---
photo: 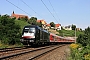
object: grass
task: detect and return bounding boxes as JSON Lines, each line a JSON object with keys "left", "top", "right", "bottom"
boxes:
{"left": 15, "top": 20, "right": 29, "bottom": 31}
{"left": 57, "top": 30, "right": 84, "bottom": 37}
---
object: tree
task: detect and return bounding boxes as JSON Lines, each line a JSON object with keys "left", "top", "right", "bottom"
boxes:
{"left": 0, "top": 14, "right": 21, "bottom": 45}
{"left": 19, "top": 17, "right": 28, "bottom": 21}
{"left": 36, "top": 22, "right": 42, "bottom": 27}
{"left": 77, "top": 27, "right": 90, "bottom": 46}
{"left": 77, "top": 34, "right": 88, "bottom": 46}
{"left": 72, "top": 24, "right": 76, "bottom": 30}
{"left": 28, "top": 17, "right": 37, "bottom": 25}
{"left": 50, "top": 22, "right": 55, "bottom": 27}
{"left": 84, "top": 27, "right": 90, "bottom": 35}
{"left": 61, "top": 26, "right": 64, "bottom": 30}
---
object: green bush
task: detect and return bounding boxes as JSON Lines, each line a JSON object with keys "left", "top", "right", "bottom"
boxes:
{"left": 77, "top": 27, "right": 90, "bottom": 46}
{"left": 0, "top": 15, "right": 21, "bottom": 45}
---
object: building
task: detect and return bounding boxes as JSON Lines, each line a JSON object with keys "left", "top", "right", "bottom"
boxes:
{"left": 46, "top": 24, "right": 51, "bottom": 30}
{"left": 55, "top": 24, "right": 61, "bottom": 30}
{"left": 76, "top": 28, "right": 81, "bottom": 31}
{"left": 37, "top": 20, "right": 47, "bottom": 29}
{"left": 62, "top": 25, "right": 72, "bottom": 30}
{"left": 37, "top": 20, "right": 47, "bottom": 25}
{"left": 46, "top": 23, "right": 61, "bottom": 30}
{"left": 11, "top": 11, "right": 28, "bottom": 19}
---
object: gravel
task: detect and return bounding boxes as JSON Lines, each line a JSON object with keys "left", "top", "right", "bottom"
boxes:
{"left": 37, "top": 45, "right": 70, "bottom": 60}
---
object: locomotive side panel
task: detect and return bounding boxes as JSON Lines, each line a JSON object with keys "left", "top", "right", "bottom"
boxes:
{"left": 42, "top": 30, "right": 50, "bottom": 42}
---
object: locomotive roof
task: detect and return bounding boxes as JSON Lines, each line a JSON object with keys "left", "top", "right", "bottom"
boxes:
{"left": 24, "top": 25, "right": 49, "bottom": 33}
{"left": 24, "top": 25, "right": 43, "bottom": 29}
{"left": 24, "top": 25, "right": 38, "bottom": 27}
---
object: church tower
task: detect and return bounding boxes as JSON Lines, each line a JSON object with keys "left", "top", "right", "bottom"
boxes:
{"left": 13, "top": 11, "right": 14, "bottom": 14}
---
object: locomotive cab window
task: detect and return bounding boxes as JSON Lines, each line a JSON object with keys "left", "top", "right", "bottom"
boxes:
{"left": 29, "top": 28, "right": 35, "bottom": 33}
{"left": 23, "top": 28, "right": 35, "bottom": 33}
{"left": 24, "top": 28, "right": 29, "bottom": 33}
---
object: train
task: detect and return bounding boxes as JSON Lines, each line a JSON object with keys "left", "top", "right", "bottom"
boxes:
{"left": 20, "top": 25, "right": 75, "bottom": 45}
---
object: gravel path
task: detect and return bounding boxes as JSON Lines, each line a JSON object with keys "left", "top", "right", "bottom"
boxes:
{"left": 37, "top": 45, "right": 70, "bottom": 60}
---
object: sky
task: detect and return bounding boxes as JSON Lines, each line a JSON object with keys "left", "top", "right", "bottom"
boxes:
{"left": 0, "top": 0, "right": 90, "bottom": 30}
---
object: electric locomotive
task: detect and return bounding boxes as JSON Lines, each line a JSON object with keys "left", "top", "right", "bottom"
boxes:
{"left": 20, "top": 25, "right": 50, "bottom": 45}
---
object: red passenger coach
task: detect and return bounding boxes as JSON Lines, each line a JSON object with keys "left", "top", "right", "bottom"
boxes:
{"left": 50, "top": 33, "right": 55, "bottom": 42}
{"left": 49, "top": 33, "right": 75, "bottom": 44}
{"left": 50, "top": 33, "right": 60, "bottom": 42}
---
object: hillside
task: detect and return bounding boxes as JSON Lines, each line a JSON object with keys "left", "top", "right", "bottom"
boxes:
{"left": 15, "top": 20, "right": 29, "bottom": 31}
{"left": 57, "top": 30, "right": 84, "bottom": 37}
{"left": 48, "top": 29, "right": 59, "bottom": 35}
{"left": 15, "top": 20, "right": 84, "bottom": 37}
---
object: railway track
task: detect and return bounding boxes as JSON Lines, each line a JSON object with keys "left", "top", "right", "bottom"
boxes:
{"left": 0, "top": 44, "right": 66, "bottom": 60}
{"left": 28, "top": 45, "right": 64, "bottom": 60}
{"left": 0, "top": 47, "right": 27, "bottom": 52}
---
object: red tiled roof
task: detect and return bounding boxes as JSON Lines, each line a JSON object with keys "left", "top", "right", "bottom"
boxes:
{"left": 37, "top": 20, "right": 41, "bottom": 23}
{"left": 11, "top": 11, "right": 28, "bottom": 19}
{"left": 46, "top": 24, "right": 51, "bottom": 26}
{"left": 55, "top": 24, "right": 61, "bottom": 27}
{"left": 37, "top": 20, "right": 47, "bottom": 24}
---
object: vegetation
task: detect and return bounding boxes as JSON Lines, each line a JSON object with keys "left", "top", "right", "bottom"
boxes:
{"left": 28, "top": 17, "right": 42, "bottom": 27}
{"left": 0, "top": 15, "right": 21, "bottom": 45}
{"left": 0, "top": 14, "right": 32, "bottom": 47}
{"left": 69, "top": 43, "right": 90, "bottom": 60}
{"left": 57, "top": 30, "right": 84, "bottom": 37}
{"left": 77, "top": 27, "right": 90, "bottom": 46}
{"left": 28, "top": 17, "right": 37, "bottom": 25}
{"left": 69, "top": 27, "right": 90, "bottom": 60}
{"left": 71, "top": 24, "right": 76, "bottom": 30}
{"left": 15, "top": 20, "right": 29, "bottom": 31}
{"left": 50, "top": 22, "right": 55, "bottom": 27}
{"left": 18, "top": 17, "right": 28, "bottom": 22}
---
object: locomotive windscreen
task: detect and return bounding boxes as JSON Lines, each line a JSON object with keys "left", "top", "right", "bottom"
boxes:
{"left": 22, "top": 27, "right": 36, "bottom": 38}
{"left": 29, "top": 28, "right": 35, "bottom": 33}
{"left": 23, "top": 28, "right": 35, "bottom": 33}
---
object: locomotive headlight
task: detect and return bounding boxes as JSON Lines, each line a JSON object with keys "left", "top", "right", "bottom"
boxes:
{"left": 29, "top": 40, "right": 34, "bottom": 42}
{"left": 22, "top": 35, "right": 24, "bottom": 37}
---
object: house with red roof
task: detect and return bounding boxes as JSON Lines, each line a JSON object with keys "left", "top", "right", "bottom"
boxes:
{"left": 46, "top": 24, "right": 51, "bottom": 27}
{"left": 11, "top": 11, "right": 28, "bottom": 19}
{"left": 46, "top": 24, "right": 51, "bottom": 30}
{"left": 37, "top": 20, "right": 47, "bottom": 29}
{"left": 55, "top": 24, "right": 61, "bottom": 30}
{"left": 37, "top": 20, "right": 47, "bottom": 25}
{"left": 46, "top": 23, "right": 61, "bottom": 30}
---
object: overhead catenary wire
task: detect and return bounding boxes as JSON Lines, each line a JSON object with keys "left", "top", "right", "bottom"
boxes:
{"left": 20, "top": 0, "right": 43, "bottom": 19}
{"left": 48, "top": 0, "right": 61, "bottom": 24}
{"left": 6, "top": 0, "right": 31, "bottom": 16}
{"left": 40, "top": 0, "right": 59, "bottom": 23}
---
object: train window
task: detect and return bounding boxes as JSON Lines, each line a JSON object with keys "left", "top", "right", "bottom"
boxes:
{"left": 24, "top": 28, "right": 29, "bottom": 33}
{"left": 29, "top": 28, "right": 35, "bottom": 33}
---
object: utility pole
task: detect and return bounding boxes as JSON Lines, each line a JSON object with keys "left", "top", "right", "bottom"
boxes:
{"left": 75, "top": 28, "right": 76, "bottom": 43}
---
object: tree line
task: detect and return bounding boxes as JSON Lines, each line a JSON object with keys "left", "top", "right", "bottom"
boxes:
{"left": 77, "top": 27, "right": 90, "bottom": 46}
{"left": 0, "top": 14, "right": 21, "bottom": 45}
